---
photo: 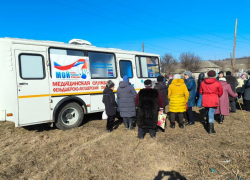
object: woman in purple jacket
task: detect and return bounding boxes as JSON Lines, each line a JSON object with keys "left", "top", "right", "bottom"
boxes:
{"left": 215, "top": 77, "right": 238, "bottom": 123}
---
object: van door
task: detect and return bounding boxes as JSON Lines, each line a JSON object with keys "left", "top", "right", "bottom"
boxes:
{"left": 15, "top": 50, "right": 51, "bottom": 126}
{"left": 119, "top": 59, "right": 135, "bottom": 87}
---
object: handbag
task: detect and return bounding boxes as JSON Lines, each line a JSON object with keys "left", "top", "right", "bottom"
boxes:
{"left": 157, "top": 112, "right": 167, "bottom": 129}
{"left": 102, "top": 111, "right": 108, "bottom": 120}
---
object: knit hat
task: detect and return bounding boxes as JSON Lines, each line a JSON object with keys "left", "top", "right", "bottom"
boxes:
{"left": 219, "top": 77, "right": 227, "bottom": 81}
{"left": 226, "top": 71, "right": 232, "bottom": 76}
{"left": 173, "top": 74, "right": 181, "bottom": 79}
{"left": 106, "top": 80, "right": 115, "bottom": 88}
{"left": 207, "top": 70, "right": 216, "bottom": 77}
{"left": 157, "top": 75, "right": 164, "bottom": 82}
{"left": 184, "top": 71, "right": 192, "bottom": 77}
{"left": 144, "top": 79, "right": 152, "bottom": 87}
{"left": 123, "top": 75, "right": 129, "bottom": 82}
{"left": 218, "top": 71, "right": 224, "bottom": 75}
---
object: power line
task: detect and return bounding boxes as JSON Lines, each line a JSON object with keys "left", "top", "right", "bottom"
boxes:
{"left": 146, "top": 43, "right": 182, "bottom": 53}
{"left": 77, "top": 0, "right": 235, "bottom": 48}
{"left": 108, "top": 0, "right": 250, "bottom": 46}
{"left": 238, "top": 34, "right": 250, "bottom": 42}
{"left": 108, "top": 0, "right": 231, "bottom": 40}
{"left": 50, "top": 0, "right": 238, "bottom": 52}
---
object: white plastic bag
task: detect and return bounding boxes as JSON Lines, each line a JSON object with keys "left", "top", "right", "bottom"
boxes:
{"left": 102, "top": 111, "right": 108, "bottom": 120}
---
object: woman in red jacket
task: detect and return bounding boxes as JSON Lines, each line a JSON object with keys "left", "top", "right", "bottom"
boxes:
{"left": 199, "top": 70, "right": 223, "bottom": 134}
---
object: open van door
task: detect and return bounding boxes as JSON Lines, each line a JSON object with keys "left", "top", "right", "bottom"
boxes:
{"left": 15, "top": 50, "right": 51, "bottom": 126}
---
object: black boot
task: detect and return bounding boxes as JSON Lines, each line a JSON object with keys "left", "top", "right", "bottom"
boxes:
{"left": 129, "top": 123, "right": 135, "bottom": 130}
{"left": 208, "top": 123, "right": 216, "bottom": 134}
{"left": 220, "top": 115, "right": 224, "bottom": 124}
{"left": 217, "top": 114, "right": 221, "bottom": 123}
{"left": 170, "top": 123, "right": 175, "bottom": 129}
{"left": 179, "top": 123, "right": 184, "bottom": 129}
{"left": 124, "top": 122, "right": 129, "bottom": 129}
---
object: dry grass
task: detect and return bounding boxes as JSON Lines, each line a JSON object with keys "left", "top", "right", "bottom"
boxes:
{"left": 0, "top": 107, "right": 250, "bottom": 180}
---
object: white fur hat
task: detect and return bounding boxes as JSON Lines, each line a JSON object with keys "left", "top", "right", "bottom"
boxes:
{"left": 173, "top": 74, "right": 181, "bottom": 79}
{"left": 219, "top": 77, "right": 227, "bottom": 81}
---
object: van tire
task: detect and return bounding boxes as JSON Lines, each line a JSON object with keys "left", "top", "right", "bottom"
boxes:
{"left": 55, "top": 102, "right": 84, "bottom": 130}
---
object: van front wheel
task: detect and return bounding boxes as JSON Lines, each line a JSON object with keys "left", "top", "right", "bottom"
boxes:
{"left": 55, "top": 102, "right": 84, "bottom": 130}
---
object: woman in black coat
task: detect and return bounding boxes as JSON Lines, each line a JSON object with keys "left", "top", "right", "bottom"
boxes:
{"left": 197, "top": 73, "right": 205, "bottom": 108}
{"left": 102, "top": 80, "right": 117, "bottom": 132}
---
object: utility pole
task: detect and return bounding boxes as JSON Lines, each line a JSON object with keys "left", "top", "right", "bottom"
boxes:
{"left": 230, "top": 53, "right": 232, "bottom": 67}
{"left": 142, "top": 42, "right": 144, "bottom": 52}
{"left": 232, "top": 19, "right": 238, "bottom": 76}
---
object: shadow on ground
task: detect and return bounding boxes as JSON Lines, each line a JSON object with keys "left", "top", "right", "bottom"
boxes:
{"left": 154, "top": 170, "right": 187, "bottom": 180}
{"left": 22, "top": 112, "right": 103, "bottom": 132}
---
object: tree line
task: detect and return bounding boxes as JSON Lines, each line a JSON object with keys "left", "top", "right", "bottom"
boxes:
{"left": 161, "top": 52, "right": 202, "bottom": 74}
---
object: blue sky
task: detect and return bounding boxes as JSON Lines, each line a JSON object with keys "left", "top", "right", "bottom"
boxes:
{"left": 1, "top": 0, "right": 250, "bottom": 60}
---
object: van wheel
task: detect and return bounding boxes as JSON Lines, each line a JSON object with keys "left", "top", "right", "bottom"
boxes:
{"left": 55, "top": 102, "right": 84, "bottom": 130}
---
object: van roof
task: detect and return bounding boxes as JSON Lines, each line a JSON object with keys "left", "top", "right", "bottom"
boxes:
{"left": 0, "top": 37, "right": 160, "bottom": 57}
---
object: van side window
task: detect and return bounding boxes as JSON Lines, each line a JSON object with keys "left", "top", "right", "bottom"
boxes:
{"left": 19, "top": 54, "right": 45, "bottom": 79}
{"left": 119, "top": 60, "right": 133, "bottom": 78}
{"left": 88, "top": 52, "right": 117, "bottom": 78}
{"left": 135, "top": 56, "right": 160, "bottom": 78}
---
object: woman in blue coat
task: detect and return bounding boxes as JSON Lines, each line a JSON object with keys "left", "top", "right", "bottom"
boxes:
{"left": 184, "top": 71, "right": 196, "bottom": 125}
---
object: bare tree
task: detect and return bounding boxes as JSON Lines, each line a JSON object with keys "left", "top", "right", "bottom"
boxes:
{"left": 179, "top": 52, "right": 201, "bottom": 71}
{"left": 161, "top": 53, "right": 178, "bottom": 74}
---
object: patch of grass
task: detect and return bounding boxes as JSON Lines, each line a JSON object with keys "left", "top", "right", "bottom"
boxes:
{"left": 0, "top": 107, "right": 250, "bottom": 179}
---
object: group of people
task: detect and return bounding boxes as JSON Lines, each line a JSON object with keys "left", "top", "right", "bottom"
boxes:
{"left": 102, "top": 70, "right": 250, "bottom": 139}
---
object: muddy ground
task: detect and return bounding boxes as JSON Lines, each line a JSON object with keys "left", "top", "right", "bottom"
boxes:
{"left": 0, "top": 106, "right": 250, "bottom": 180}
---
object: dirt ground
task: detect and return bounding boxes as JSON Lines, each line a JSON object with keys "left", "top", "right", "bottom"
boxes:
{"left": 0, "top": 106, "right": 250, "bottom": 180}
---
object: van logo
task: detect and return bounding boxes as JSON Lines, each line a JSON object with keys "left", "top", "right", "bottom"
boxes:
{"left": 54, "top": 59, "right": 89, "bottom": 79}
{"left": 54, "top": 59, "right": 88, "bottom": 71}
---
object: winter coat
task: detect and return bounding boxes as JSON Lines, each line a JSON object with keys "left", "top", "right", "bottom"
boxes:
{"left": 168, "top": 79, "right": 189, "bottom": 112}
{"left": 197, "top": 73, "right": 205, "bottom": 92}
{"left": 215, "top": 81, "right": 238, "bottom": 115}
{"left": 197, "top": 73, "right": 205, "bottom": 108}
{"left": 236, "top": 78, "right": 247, "bottom": 93}
{"left": 102, "top": 87, "right": 118, "bottom": 116}
{"left": 117, "top": 81, "right": 137, "bottom": 117}
{"left": 185, "top": 77, "right": 196, "bottom": 107}
{"left": 135, "top": 87, "right": 163, "bottom": 108}
{"left": 154, "top": 82, "right": 168, "bottom": 106}
{"left": 199, "top": 78, "right": 223, "bottom": 107}
{"left": 136, "top": 88, "right": 159, "bottom": 129}
{"left": 226, "top": 75, "right": 238, "bottom": 101}
{"left": 243, "top": 79, "right": 250, "bottom": 100}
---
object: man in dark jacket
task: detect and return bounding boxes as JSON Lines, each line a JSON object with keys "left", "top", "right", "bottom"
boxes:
{"left": 117, "top": 75, "right": 137, "bottom": 130}
{"left": 243, "top": 72, "right": 250, "bottom": 111}
{"left": 184, "top": 71, "right": 196, "bottom": 125}
{"left": 135, "top": 79, "right": 163, "bottom": 139}
{"left": 102, "top": 80, "right": 118, "bottom": 133}
{"left": 154, "top": 75, "right": 168, "bottom": 112}
{"left": 216, "top": 71, "right": 224, "bottom": 80}
{"left": 225, "top": 71, "right": 238, "bottom": 113}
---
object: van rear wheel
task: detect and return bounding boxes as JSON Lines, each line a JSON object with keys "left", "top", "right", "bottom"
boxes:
{"left": 55, "top": 102, "right": 84, "bottom": 130}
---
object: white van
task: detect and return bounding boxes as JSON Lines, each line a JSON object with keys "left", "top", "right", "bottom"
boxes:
{"left": 0, "top": 38, "right": 161, "bottom": 130}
